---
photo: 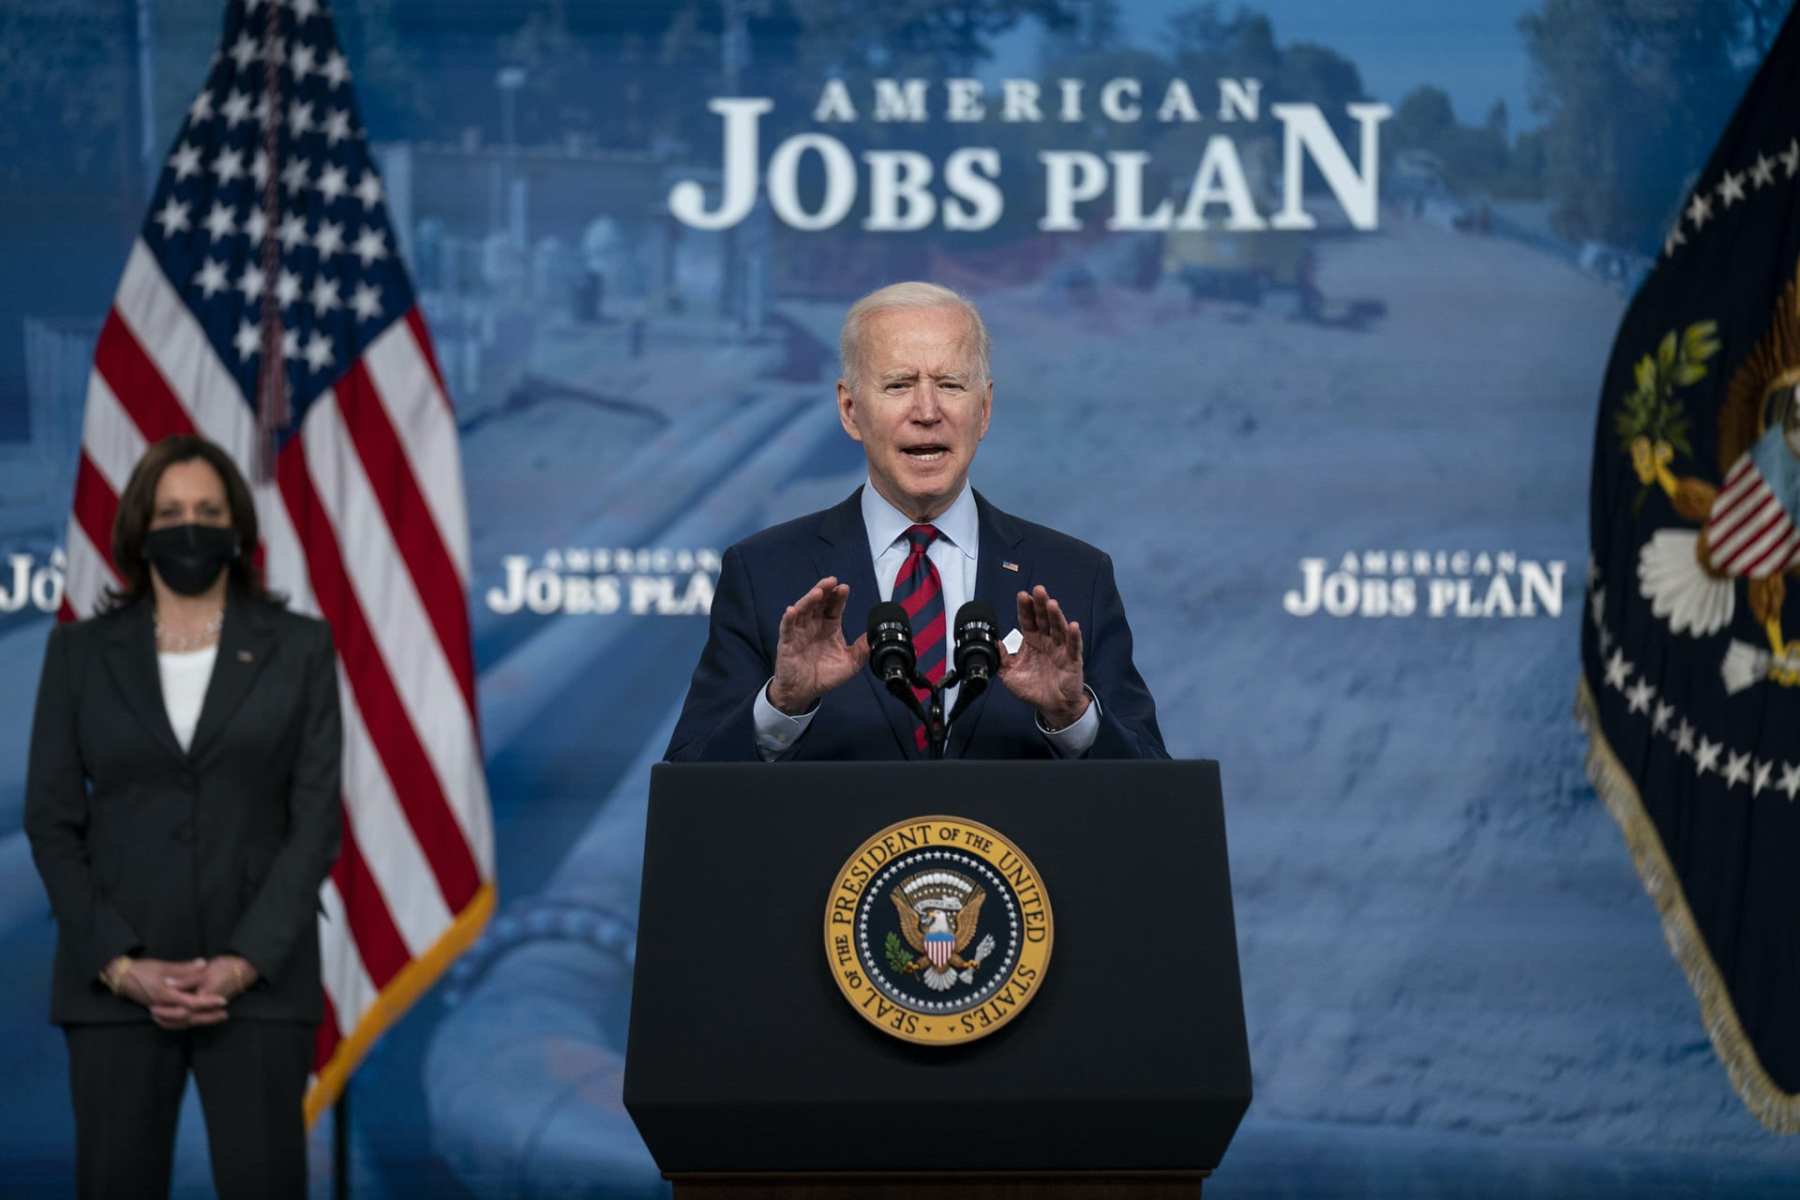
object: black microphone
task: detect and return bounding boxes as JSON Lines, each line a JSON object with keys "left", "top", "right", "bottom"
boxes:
{"left": 867, "top": 602, "right": 916, "bottom": 687}
{"left": 952, "top": 601, "right": 999, "bottom": 694}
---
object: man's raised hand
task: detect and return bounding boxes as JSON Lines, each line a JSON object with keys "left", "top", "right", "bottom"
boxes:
{"left": 999, "top": 585, "right": 1090, "bottom": 730}
{"left": 767, "top": 576, "right": 870, "bottom": 715}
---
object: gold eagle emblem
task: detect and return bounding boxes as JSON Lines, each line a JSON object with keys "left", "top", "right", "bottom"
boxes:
{"left": 1631, "top": 257, "right": 1800, "bottom": 687}
{"left": 888, "top": 870, "right": 996, "bottom": 992}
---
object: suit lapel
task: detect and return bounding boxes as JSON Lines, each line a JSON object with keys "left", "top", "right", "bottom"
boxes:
{"left": 186, "top": 595, "right": 277, "bottom": 761}
{"left": 949, "top": 491, "right": 1030, "bottom": 757}
{"left": 101, "top": 602, "right": 185, "bottom": 763}
{"left": 815, "top": 488, "right": 918, "bottom": 760}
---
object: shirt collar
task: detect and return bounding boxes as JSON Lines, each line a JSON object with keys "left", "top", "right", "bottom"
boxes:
{"left": 861, "top": 478, "right": 979, "bottom": 562}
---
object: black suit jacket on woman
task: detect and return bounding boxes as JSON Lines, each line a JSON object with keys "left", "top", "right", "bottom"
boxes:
{"left": 25, "top": 595, "right": 342, "bottom": 1025}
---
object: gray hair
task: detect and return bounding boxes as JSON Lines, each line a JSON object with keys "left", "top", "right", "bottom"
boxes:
{"left": 838, "top": 281, "right": 991, "bottom": 386}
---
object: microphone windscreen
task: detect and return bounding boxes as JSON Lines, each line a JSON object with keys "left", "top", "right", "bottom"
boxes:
{"left": 867, "top": 602, "right": 915, "bottom": 682}
{"left": 954, "top": 599, "right": 998, "bottom": 629}
{"left": 953, "top": 600, "right": 1000, "bottom": 678}
{"left": 868, "top": 601, "right": 911, "bottom": 643}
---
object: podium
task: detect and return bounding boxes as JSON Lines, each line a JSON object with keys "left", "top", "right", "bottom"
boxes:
{"left": 625, "top": 760, "right": 1250, "bottom": 1198}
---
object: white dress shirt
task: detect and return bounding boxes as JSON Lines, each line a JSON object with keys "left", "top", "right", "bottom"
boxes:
{"left": 752, "top": 481, "right": 1100, "bottom": 759}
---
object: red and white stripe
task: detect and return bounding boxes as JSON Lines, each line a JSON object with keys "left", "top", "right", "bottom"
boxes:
{"left": 1706, "top": 453, "right": 1800, "bottom": 578}
{"left": 62, "top": 241, "right": 494, "bottom": 1121}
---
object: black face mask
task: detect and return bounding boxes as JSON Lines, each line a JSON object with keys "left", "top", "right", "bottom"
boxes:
{"left": 144, "top": 524, "right": 238, "bottom": 596}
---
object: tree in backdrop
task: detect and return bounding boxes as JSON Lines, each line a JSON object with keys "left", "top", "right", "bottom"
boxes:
{"left": 466, "top": 1, "right": 1081, "bottom": 156}
{"left": 791, "top": 0, "right": 1077, "bottom": 74}
{"left": 1166, "top": 4, "right": 1280, "bottom": 83}
{"left": 330, "top": 0, "right": 432, "bottom": 140}
{"left": 1157, "top": 6, "right": 1368, "bottom": 208}
{"left": 356, "top": 0, "right": 776, "bottom": 153}
{"left": 1521, "top": 0, "right": 1760, "bottom": 250}
{"left": 770, "top": 0, "right": 1083, "bottom": 263}
{"left": 1385, "top": 85, "right": 1538, "bottom": 199}
{"left": 1038, "top": 0, "right": 1121, "bottom": 60}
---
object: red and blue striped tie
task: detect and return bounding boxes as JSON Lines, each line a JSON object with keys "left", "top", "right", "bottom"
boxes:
{"left": 892, "top": 524, "right": 945, "bottom": 752}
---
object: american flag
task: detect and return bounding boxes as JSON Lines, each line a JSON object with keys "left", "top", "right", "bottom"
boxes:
{"left": 63, "top": 0, "right": 495, "bottom": 1123}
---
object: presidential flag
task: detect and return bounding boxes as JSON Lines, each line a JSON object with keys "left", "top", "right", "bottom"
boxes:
{"left": 1578, "top": 6, "right": 1800, "bottom": 1134}
{"left": 63, "top": 0, "right": 494, "bottom": 1123}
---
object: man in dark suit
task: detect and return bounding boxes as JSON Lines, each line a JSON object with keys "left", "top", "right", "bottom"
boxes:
{"left": 667, "top": 282, "right": 1166, "bottom": 762}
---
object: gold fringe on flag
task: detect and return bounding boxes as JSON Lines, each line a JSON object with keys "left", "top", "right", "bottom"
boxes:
{"left": 303, "top": 884, "right": 497, "bottom": 1127}
{"left": 1575, "top": 676, "right": 1800, "bottom": 1134}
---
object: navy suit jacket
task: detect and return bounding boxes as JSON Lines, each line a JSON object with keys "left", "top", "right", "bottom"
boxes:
{"left": 666, "top": 488, "right": 1167, "bottom": 762}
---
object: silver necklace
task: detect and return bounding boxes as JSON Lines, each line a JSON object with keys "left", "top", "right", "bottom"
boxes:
{"left": 154, "top": 608, "right": 224, "bottom": 652}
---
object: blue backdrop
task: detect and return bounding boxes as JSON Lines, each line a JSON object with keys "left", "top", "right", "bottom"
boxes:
{"left": 2, "top": 1, "right": 1796, "bottom": 1195}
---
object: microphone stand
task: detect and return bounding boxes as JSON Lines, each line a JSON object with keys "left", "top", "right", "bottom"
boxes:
{"left": 881, "top": 669, "right": 991, "bottom": 760}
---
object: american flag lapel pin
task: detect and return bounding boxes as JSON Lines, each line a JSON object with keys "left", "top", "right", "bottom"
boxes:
{"left": 1002, "top": 560, "right": 1020, "bottom": 573}
{"left": 237, "top": 650, "right": 254, "bottom": 663}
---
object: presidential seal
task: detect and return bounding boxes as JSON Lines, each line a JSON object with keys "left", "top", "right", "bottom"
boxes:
{"left": 823, "top": 815, "right": 1052, "bottom": 1045}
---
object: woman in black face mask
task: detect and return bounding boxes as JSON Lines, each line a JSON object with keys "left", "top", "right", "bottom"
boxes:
{"left": 24, "top": 434, "right": 341, "bottom": 1200}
